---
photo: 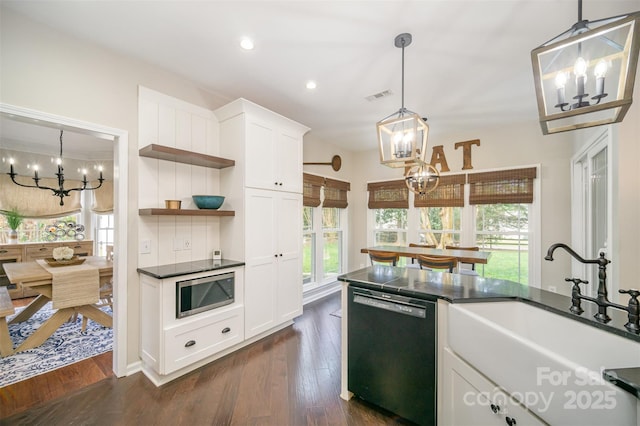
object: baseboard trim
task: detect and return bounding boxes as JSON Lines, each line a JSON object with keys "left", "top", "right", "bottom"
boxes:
{"left": 303, "top": 281, "right": 341, "bottom": 305}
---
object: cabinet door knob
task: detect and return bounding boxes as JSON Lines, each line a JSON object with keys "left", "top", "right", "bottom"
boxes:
{"left": 490, "top": 404, "right": 500, "bottom": 413}
{"left": 184, "top": 340, "right": 196, "bottom": 348}
{"left": 505, "top": 417, "right": 516, "bottom": 425}
{"left": 221, "top": 327, "right": 231, "bottom": 334}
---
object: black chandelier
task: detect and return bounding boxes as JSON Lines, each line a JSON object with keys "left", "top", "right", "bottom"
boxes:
{"left": 8, "top": 130, "right": 104, "bottom": 206}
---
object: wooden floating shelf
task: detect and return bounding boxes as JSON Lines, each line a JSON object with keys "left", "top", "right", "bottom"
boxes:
{"left": 139, "top": 144, "right": 235, "bottom": 169}
{"left": 139, "top": 209, "right": 235, "bottom": 217}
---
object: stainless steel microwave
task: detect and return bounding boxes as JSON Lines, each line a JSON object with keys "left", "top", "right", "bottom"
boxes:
{"left": 176, "top": 272, "right": 234, "bottom": 319}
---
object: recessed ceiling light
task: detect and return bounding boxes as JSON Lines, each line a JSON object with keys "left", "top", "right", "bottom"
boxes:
{"left": 306, "top": 81, "right": 317, "bottom": 90}
{"left": 240, "top": 38, "right": 254, "bottom": 50}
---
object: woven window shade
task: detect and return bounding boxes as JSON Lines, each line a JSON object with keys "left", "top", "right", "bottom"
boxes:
{"left": 303, "top": 173, "right": 324, "bottom": 207}
{"left": 0, "top": 174, "right": 82, "bottom": 217}
{"left": 367, "top": 179, "right": 408, "bottom": 209}
{"left": 415, "top": 174, "right": 466, "bottom": 207}
{"left": 323, "top": 178, "right": 350, "bottom": 209}
{"left": 468, "top": 167, "right": 537, "bottom": 205}
{"left": 91, "top": 180, "right": 114, "bottom": 213}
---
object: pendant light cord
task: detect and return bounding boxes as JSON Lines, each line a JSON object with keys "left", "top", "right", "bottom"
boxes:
{"left": 401, "top": 37, "right": 405, "bottom": 112}
{"left": 59, "top": 130, "right": 64, "bottom": 158}
{"left": 577, "top": 0, "right": 582, "bottom": 22}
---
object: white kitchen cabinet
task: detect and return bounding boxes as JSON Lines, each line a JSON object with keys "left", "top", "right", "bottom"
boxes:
{"left": 216, "top": 98, "right": 308, "bottom": 195}
{"left": 139, "top": 266, "right": 245, "bottom": 385}
{"left": 440, "top": 347, "right": 546, "bottom": 426}
{"left": 245, "top": 118, "right": 303, "bottom": 193}
{"left": 216, "top": 98, "right": 309, "bottom": 340}
{"left": 244, "top": 188, "right": 302, "bottom": 338}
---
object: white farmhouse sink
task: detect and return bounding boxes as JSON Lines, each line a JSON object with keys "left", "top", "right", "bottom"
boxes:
{"left": 448, "top": 301, "right": 640, "bottom": 426}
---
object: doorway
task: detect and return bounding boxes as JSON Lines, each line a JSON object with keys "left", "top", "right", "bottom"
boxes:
{"left": 0, "top": 103, "right": 129, "bottom": 377}
{"left": 571, "top": 127, "right": 612, "bottom": 299}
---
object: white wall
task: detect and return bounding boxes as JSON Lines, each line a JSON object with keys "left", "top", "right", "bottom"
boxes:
{"left": 137, "top": 87, "right": 222, "bottom": 268}
{"left": 0, "top": 8, "right": 230, "bottom": 367}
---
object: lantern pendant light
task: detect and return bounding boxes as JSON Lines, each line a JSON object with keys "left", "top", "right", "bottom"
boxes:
{"left": 531, "top": 0, "right": 640, "bottom": 134}
{"left": 377, "top": 33, "right": 430, "bottom": 168}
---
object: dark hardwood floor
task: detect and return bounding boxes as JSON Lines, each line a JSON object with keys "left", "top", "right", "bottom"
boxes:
{"left": 0, "top": 291, "right": 405, "bottom": 425}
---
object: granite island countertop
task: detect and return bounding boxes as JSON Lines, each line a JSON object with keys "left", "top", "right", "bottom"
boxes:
{"left": 137, "top": 258, "right": 245, "bottom": 279}
{"left": 340, "top": 266, "right": 640, "bottom": 400}
{"left": 338, "top": 266, "right": 640, "bottom": 344}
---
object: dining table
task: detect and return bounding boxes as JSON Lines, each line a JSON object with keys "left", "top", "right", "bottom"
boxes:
{"left": 3, "top": 255, "right": 113, "bottom": 353}
{"left": 361, "top": 245, "right": 491, "bottom": 266}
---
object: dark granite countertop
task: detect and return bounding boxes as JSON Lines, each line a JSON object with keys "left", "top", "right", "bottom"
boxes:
{"left": 340, "top": 266, "right": 640, "bottom": 400}
{"left": 603, "top": 368, "right": 640, "bottom": 399}
{"left": 338, "top": 266, "right": 640, "bottom": 344}
{"left": 137, "top": 258, "right": 245, "bottom": 279}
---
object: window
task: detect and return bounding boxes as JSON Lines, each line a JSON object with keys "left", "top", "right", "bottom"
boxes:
{"left": 302, "top": 173, "right": 349, "bottom": 290}
{"left": 366, "top": 167, "right": 538, "bottom": 285}
{"left": 475, "top": 203, "right": 529, "bottom": 284}
{"left": 95, "top": 214, "right": 114, "bottom": 257}
{"left": 374, "top": 208, "right": 407, "bottom": 246}
{"left": 322, "top": 208, "right": 342, "bottom": 277}
{"left": 302, "top": 206, "right": 315, "bottom": 284}
{"left": 418, "top": 207, "right": 461, "bottom": 247}
{"left": 3, "top": 214, "right": 82, "bottom": 243}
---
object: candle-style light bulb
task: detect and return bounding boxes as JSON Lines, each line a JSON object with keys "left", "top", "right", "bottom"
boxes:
{"left": 392, "top": 131, "right": 405, "bottom": 158}
{"left": 33, "top": 164, "right": 39, "bottom": 179}
{"left": 555, "top": 72, "right": 568, "bottom": 105}
{"left": 594, "top": 59, "right": 608, "bottom": 97}
{"left": 574, "top": 57, "right": 588, "bottom": 97}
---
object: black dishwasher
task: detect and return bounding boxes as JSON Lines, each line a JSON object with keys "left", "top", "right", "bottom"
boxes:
{"left": 348, "top": 285, "right": 436, "bottom": 425}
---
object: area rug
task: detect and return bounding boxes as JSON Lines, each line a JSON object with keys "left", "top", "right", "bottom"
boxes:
{"left": 0, "top": 302, "right": 112, "bottom": 388}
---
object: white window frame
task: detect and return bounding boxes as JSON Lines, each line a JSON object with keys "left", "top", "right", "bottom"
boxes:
{"left": 366, "top": 165, "right": 541, "bottom": 286}
{"left": 303, "top": 188, "right": 349, "bottom": 296}
{"left": 302, "top": 206, "right": 316, "bottom": 285}
{"left": 94, "top": 213, "right": 115, "bottom": 258}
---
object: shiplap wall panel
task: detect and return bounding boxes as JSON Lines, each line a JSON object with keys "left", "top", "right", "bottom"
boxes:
{"left": 138, "top": 86, "right": 221, "bottom": 267}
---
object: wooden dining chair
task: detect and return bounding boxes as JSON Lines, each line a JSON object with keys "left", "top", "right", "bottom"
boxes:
{"left": 368, "top": 250, "right": 399, "bottom": 266}
{"left": 416, "top": 254, "right": 457, "bottom": 273}
{"left": 407, "top": 243, "right": 436, "bottom": 265}
{"left": 445, "top": 245, "right": 480, "bottom": 270}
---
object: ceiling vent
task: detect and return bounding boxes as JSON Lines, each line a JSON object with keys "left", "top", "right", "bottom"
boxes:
{"left": 365, "top": 90, "right": 393, "bottom": 101}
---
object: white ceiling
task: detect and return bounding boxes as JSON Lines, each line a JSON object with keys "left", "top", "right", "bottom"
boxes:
{"left": 2, "top": 0, "right": 639, "bottom": 153}
{"left": 0, "top": 115, "right": 114, "bottom": 160}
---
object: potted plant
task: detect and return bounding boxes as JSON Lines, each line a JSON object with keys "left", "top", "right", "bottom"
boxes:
{"left": 2, "top": 208, "right": 23, "bottom": 243}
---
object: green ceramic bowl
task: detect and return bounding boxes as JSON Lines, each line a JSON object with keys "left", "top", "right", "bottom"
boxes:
{"left": 192, "top": 195, "right": 225, "bottom": 209}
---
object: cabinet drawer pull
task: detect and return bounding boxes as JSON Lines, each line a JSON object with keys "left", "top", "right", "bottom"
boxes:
{"left": 505, "top": 417, "right": 516, "bottom": 426}
{"left": 184, "top": 340, "right": 196, "bottom": 348}
{"left": 39, "top": 248, "right": 47, "bottom": 251}
{"left": 221, "top": 327, "right": 231, "bottom": 334}
{"left": 0, "top": 250, "right": 7, "bottom": 254}
{"left": 490, "top": 404, "right": 500, "bottom": 413}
